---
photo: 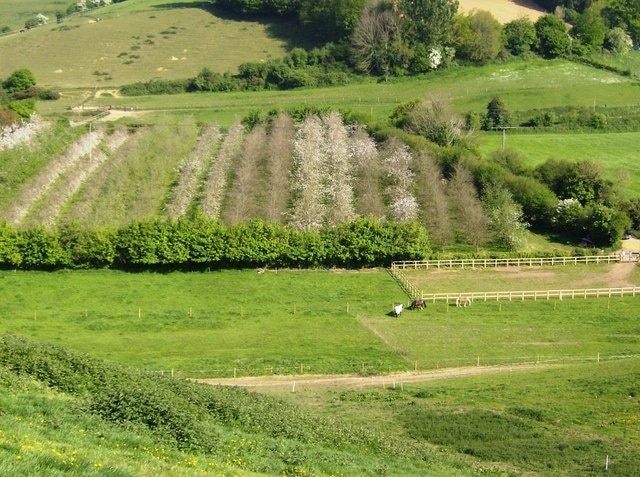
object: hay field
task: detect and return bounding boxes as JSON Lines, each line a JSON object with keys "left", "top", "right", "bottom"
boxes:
{"left": 458, "top": 0, "right": 546, "bottom": 23}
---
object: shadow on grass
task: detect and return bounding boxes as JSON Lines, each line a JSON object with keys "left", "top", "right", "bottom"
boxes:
{"left": 150, "top": 1, "right": 317, "bottom": 50}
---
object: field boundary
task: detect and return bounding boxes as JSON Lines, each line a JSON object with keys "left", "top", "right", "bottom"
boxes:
{"left": 180, "top": 353, "right": 640, "bottom": 381}
{"left": 389, "top": 254, "right": 640, "bottom": 302}
{"left": 391, "top": 254, "right": 637, "bottom": 270}
{"left": 420, "top": 287, "right": 640, "bottom": 303}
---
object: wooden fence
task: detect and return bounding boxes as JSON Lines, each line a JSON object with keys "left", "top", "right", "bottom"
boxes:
{"left": 420, "top": 287, "right": 640, "bottom": 303}
{"left": 390, "top": 254, "right": 637, "bottom": 270}
{"left": 388, "top": 254, "right": 640, "bottom": 302}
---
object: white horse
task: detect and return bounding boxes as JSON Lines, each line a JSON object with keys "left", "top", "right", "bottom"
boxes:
{"left": 456, "top": 295, "right": 472, "bottom": 307}
{"left": 393, "top": 303, "right": 403, "bottom": 317}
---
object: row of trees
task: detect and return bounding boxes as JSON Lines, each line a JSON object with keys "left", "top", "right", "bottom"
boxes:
{"left": 0, "top": 217, "right": 431, "bottom": 270}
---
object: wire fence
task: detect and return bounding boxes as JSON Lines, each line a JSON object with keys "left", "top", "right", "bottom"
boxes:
{"left": 151, "top": 353, "right": 640, "bottom": 380}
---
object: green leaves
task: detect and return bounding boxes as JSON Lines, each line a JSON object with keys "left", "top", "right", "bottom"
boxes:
{"left": 0, "top": 217, "right": 431, "bottom": 270}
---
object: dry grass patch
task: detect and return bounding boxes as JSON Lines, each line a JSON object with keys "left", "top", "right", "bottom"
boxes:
{"left": 458, "top": 0, "right": 546, "bottom": 23}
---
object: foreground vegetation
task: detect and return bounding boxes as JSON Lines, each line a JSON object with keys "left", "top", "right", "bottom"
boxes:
{"left": 1, "top": 322, "right": 638, "bottom": 475}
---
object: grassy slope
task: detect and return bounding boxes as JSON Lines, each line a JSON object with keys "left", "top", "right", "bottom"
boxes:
{"left": 480, "top": 130, "right": 640, "bottom": 198}
{"left": 64, "top": 59, "right": 640, "bottom": 127}
{"left": 0, "top": 0, "right": 300, "bottom": 89}
{"left": 270, "top": 358, "right": 640, "bottom": 476}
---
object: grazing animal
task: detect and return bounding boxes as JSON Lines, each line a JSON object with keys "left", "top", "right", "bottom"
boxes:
{"left": 393, "top": 303, "right": 403, "bottom": 317}
{"left": 409, "top": 299, "right": 426, "bottom": 310}
{"left": 456, "top": 295, "right": 472, "bottom": 307}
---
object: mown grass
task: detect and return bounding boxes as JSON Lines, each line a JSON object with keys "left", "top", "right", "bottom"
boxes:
{"left": 480, "top": 130, "right": 640, "bottom": 198}
{"left": 402, "top": 262, "right": 640, "bottom": 293}
{"left": 0, "top": 0, "right": 301, "bottom": 89}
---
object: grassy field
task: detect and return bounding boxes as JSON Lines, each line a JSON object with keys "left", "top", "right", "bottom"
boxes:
{"left": 480, "top": 130, "right": 640, "bottom": 198}
{"left": 44, "top": 58, "right": 639, "bottom": 127}
{"left": 0, "top": 269, "right": 410, "bottom": 376}
{"left": 0, "top": 0, "right": 301, "bottom": 88}
{"left": 269, "top": 358, "right": 640, "bottom": 476}
{"left": 0, "top": 0, "right": 68, "bottom": 31}
{"left": 0, "top": 266, "right": 638, "bottom": 376}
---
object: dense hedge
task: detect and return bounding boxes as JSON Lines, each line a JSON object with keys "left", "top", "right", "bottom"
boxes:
{"left": 0, "top": 217, "right": 432, "bottom": 270}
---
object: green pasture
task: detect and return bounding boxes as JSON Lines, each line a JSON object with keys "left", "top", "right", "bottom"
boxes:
{"left": 0, "top": 0, "right": 67, "bottom": 31}
{"left": 480, "top": 130, "right": 640, "bottom": 197}
{"left": 30, "top": 58, "right": 640, "bottom": 127}
{"left": 274, "top": 359, "right": 640, "bottom": 476}
{"left": 1, "top": 266, "right": 639, "bottom": 377}
{"left": 0, "top": 269, "right": 409, "bottom": 376}
{"left": 0, "top": 0, "right": 300, "bottom": 89}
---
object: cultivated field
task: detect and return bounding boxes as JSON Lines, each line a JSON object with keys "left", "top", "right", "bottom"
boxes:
{"left": 458, "top": 0, "right": 546, "bottom": 23}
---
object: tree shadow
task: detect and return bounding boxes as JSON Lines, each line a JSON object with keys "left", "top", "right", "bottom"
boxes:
{"left": 150, "top": 1, "right": 317, "bottom": 50}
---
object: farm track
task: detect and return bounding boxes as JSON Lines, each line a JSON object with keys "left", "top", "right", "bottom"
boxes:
{"left": 197, "top": 362, "right": 555, "bottom": 389}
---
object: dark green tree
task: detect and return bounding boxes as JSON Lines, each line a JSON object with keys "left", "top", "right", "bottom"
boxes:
{"left": 572, "top": 7, "right": 607, "bottom": 48}
{"left": 299, "top": 0, "right": 367, "bottom": 41}
{"left": 485, "top": 96, "right": 509, "bottom": 129}
{"left": 603, "top": 0, "right": 640, "bottom": 44}
{"left": 535, "top": 14, "right": 571, "bottom": 57}
{"left": 503, "top": 17, "right": 537, "bottom": 55}
{"left": 453, "top": 10, "right": 502, "bottom": 63}
{"left": 2, "top": 68, "right": 36, "bottom": 94}
{"left": 398, "top": 0, "right": 459, "bottom": 48}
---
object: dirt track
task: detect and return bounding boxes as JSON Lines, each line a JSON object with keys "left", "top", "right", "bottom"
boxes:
{"left": 197, "top": 363, "right": 553, "bottom": 389}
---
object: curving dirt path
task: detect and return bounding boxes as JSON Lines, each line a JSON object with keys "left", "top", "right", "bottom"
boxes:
{"left": 197, "top": 363, "right": 553, "bottom": 389}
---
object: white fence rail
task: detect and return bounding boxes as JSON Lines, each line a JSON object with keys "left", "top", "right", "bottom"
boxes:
{"left": 420, "top": 287, "right": 640, "bottom": 303}
{"left": 391, "top": 254, "right": 638, "bottom": 270}
{"left": 388, "top": 254, "right": 640, "bottom": 302}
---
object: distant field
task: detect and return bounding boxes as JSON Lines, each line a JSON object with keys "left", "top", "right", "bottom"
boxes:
{"left": 0, "top": 0, "right": 67, "bottom": 31}
{"left": 0, "top": 1, "right": 300, "bottom": 88}
{"left": 458, "top": 0, "right": 545, "bottom": 22}
{"left": 480, "top": 130, "right": 640, "bottom": 198}
{"left": 47, "top": 59, "right": 640, "bottom": 126}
